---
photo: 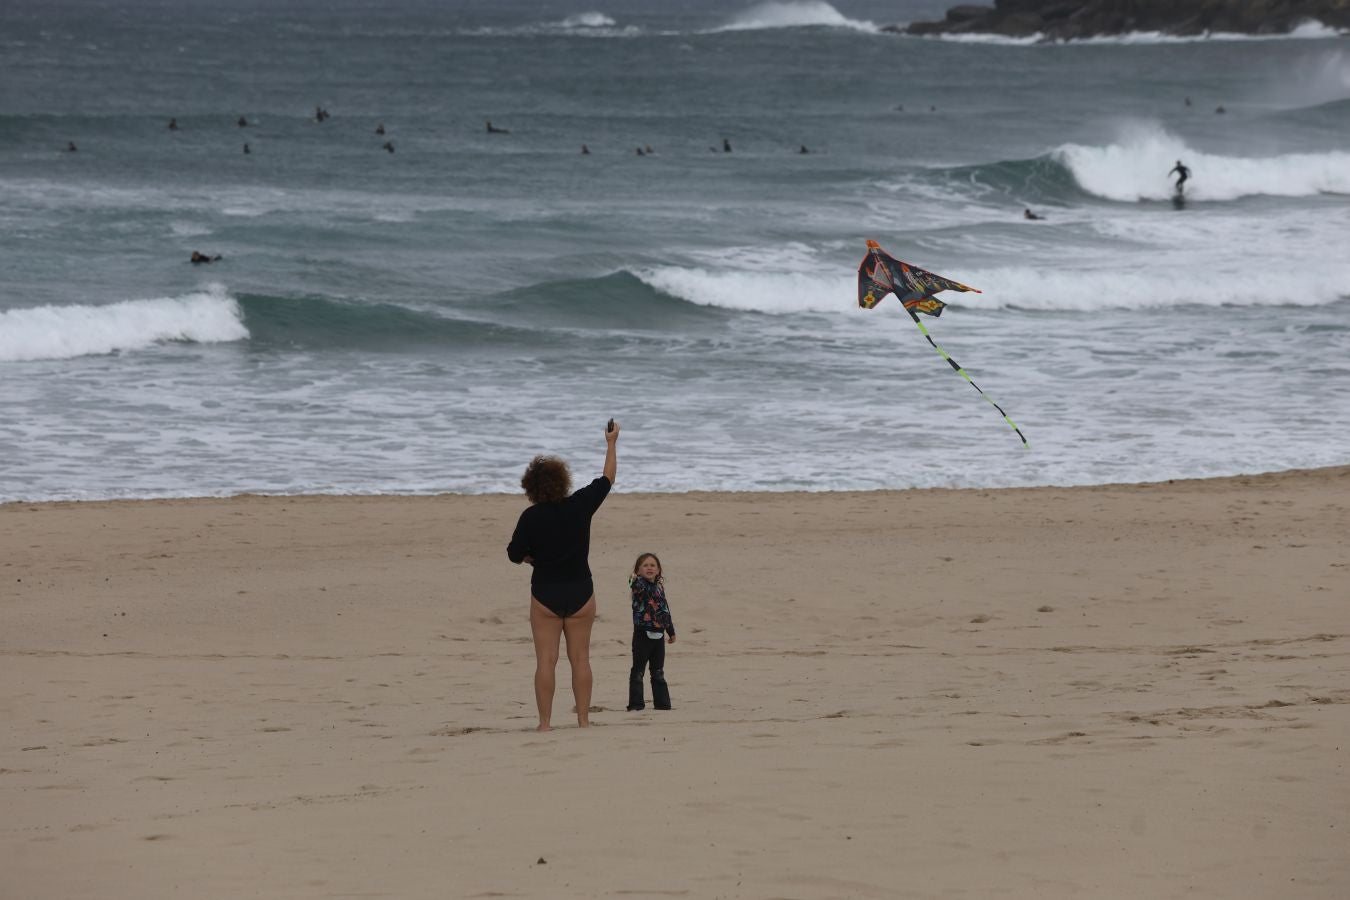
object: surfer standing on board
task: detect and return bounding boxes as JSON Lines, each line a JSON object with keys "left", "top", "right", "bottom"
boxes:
{"left": 1169, "top": 160, "right": 1191, "bottom": 194}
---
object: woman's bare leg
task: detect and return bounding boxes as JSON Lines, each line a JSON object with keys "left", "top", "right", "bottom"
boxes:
{"left": 529, "top": 598, "right": 565, "bottom": 731}
{"left": 562, "top": 596, "right": 597, "bottom": 727}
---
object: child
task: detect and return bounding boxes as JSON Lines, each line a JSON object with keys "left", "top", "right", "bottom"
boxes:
{"left": 627, "top": 552, "right": 675, "bottom": 711}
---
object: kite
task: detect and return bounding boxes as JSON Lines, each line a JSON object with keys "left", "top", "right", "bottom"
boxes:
{"left": 858, "top": 240, "right": 1027, "bottom": 447}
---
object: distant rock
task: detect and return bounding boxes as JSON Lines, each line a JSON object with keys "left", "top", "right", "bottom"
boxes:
{"left": 891, "top": 0, "right": 1350, "bottom": 40}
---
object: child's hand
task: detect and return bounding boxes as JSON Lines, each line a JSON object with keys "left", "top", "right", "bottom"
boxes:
{"left": 667, "top": 633, "right": 676, "bottom": 644}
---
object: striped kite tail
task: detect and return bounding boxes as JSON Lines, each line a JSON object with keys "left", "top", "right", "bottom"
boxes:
{"left": 909, "top": 315, "right": 1028, "bottom": 448}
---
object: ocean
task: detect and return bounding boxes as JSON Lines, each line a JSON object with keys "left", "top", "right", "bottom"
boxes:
{"left": 2, "top": 0, "right": 1348, "bottom": 501}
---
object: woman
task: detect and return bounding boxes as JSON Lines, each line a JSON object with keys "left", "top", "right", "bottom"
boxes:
{"left": 507, "top": 421, "right": 619, "bottom": 731}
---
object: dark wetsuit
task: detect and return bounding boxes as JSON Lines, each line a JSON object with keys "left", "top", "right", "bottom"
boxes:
{"left": 1170, "top": 163, "right": 1190, "bottom": 192}
{"left": 507, "top": 476, "right": 611, "bottom": 617}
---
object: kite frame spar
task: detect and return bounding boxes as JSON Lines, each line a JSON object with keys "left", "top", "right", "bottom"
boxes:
{"left": 858, "top": 240, "right": 1028, "bottom": 447}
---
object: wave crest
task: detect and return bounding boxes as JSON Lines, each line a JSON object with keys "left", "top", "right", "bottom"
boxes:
{"left": 0, "top": 285, "right": 248, "bottom": 362}
{"left": 558, "top": 12, "right": 617, "bottom": 29}
{"left": 1054, "top": 123, "right": 1350, "bottom": 201}
{"left": 636, "top": 260, "right": 1350, "bottom": 315}
{"left": 713, "top": 1, "right": 875, "bottom": 33}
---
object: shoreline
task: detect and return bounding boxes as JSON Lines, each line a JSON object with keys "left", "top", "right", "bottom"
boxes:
{"left": 5, "top": 461, "right": 1350, "bottom": 510}
{"left": 5, "top": 463, "right": 1347, "bottom": 897}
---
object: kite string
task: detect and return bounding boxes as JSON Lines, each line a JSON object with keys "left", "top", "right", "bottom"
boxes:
{"left": 910, "top": 316, "right": 1029, "bottom": 448}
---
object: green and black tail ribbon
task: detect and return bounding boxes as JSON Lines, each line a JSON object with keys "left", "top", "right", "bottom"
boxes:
{"left": 908, "top": 312, "right": 1028, "bottom": 448}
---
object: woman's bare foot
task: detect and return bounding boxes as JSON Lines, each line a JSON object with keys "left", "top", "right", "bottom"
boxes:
{"left": 536, "top": 723, "right": 552, "bottom": 732}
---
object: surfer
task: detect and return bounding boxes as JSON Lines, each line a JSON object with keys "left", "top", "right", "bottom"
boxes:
{"left": 243, "top": 143, "right": 250, "bottom": 154}
{"left": 167, "top": 117, "right": 178, "bottom": 131}
{"left": 1023, "top": 208, "right": 1043, "bottom": 221}
{"left": 507, "top": 420, "right": 620, "bottom": 731}
{"left": 238, "top": 116, "right": 248, "bottom": 127}
{"left": 580, "top": 144, "right": 590, "bottom": 155}
{"left": 382, "top": 141, "right": 395, "bottom": 153}
{"left": 723, "top": 138, "right": 731, "bottom": 153}
{"left": 1169, "top": 160, "right": 1191, "bottom": 194}
{"left": 486, "top": 120, "right": 509, "bottom": 134}
{"left": 190, "top": 251, "right": 222, "bottom": 264}
{"left": 66, "top": 141, "right": 77, "bottom": 152}
{"left": 375, "top": 123, "right": 385, "bottom": 135}
{"left": 799, "top": 145, "right": 810, "bottom": 154}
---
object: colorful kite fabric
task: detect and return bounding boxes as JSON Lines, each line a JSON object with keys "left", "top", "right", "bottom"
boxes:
{"left": 857, "top": 239, "right": 981, "bottom": 316}
{"left": 857, "top": 240, "right": 1028, "bottom": 447}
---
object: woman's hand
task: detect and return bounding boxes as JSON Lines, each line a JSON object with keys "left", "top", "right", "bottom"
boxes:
{"left": 605, "top": 419, "right": 620, "bottom": 442}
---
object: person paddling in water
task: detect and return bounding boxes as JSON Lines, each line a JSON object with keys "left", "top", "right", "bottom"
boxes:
{"left": 1169, "top": 160, "right": 1191, "bottom": 195}
{"left": 507, "top": 420, "right": 619, "bottom": 731}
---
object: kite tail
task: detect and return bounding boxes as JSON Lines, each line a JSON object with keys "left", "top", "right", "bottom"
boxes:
{"left": 909, "top": 315, "right": 1029, "bottom": 448}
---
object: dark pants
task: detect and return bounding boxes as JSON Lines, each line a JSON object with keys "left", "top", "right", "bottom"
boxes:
{"left": 627, "top": 627, "right": 670, "bottom": 710}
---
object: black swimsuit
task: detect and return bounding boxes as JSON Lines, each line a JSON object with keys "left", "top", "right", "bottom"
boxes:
{"left": 507, "top": 476, "right": 611, "bottom": 618}
{"left": 531, "top": 579, "right": 594, "bottom": 618}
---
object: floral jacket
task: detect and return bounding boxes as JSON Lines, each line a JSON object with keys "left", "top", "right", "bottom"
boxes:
{"left": 629, "top": 575, "right": 676, "bottom": 637}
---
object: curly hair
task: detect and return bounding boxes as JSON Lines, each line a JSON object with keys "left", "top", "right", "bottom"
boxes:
{"left": 521, "top": 455, "right": 571, "bottom": 505}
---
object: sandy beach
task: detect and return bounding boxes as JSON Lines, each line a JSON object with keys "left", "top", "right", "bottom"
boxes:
{"left": 3, "top": 468, "right": 1348, "bottom": 899}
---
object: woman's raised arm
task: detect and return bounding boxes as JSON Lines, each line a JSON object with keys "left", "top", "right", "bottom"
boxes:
{"left": 603, "top": 419, "right": 619, "bottom": 485}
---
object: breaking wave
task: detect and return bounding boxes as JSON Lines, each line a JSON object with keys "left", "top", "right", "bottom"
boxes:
{"left": 1054, "top": 123, "right": 1350, "bottom": 201}
{"left": 0, "top": 285, "right": 248, "bottom": 362}
{"left": 964, "top": 265, "right": 1350, "bottom": 311}
{"left": 712, "top": 1, "right": 876, "bottom": 33}
{"left": 635, "top": 261, "right": 1350, "bottom": 314}
{"left": 558, "top": 12, "right": 617, "bottom": 29}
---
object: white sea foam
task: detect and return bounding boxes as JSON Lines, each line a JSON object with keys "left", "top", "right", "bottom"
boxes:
{"left": 460, "top": 13, "right": 642, "bottom": 38}
{"left": 921, "top": 31, "right": 1043, "bottom": 45}
{"left": 636, "top": 266, "right": 850, "bottom": 314}
{"left": 1066, "top": 20, "right": 1346, "bottom": 44}
{"left": 712, "top": 1, "right": 876, "bottom": 33}
{"left": 964, "top": 264, "right": 1350, "bottom": 311}
{"left": 1056, "top": 122, "right": 1350, "bottom": 201}
{"left": 923, "top": 20, "right": 1344, "bottom": 45}
{"left": 558, "top": 12, "right": 616, "bottom": 29}
{"left": 0, "top": 284, "right": 248, "bottom": 362}
{"left": 636, "top": 258, "right": 1350, "bottom": 316}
